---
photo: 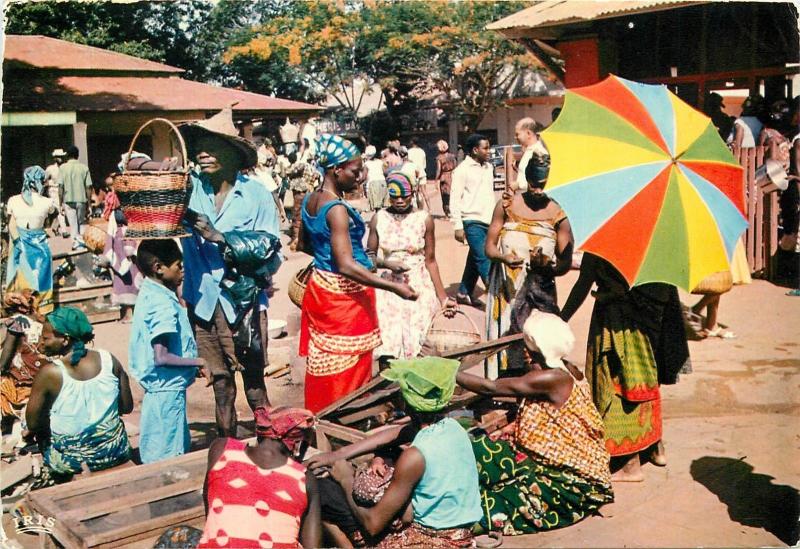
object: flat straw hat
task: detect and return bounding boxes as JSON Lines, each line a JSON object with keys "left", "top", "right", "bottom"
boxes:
{"left": 179, "top": 104, "right": 258, "bottom": 169}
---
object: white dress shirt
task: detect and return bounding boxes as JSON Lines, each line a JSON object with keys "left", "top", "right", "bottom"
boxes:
{"left": 450, "top": 156, "right": 495, "bottom": 231}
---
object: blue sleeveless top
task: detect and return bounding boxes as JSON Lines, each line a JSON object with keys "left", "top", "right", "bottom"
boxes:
{"left": 411, "top": 418, "right": 483, "bottom": 529}
{"left": 301, "top": 194, "right": 373, "bottom": 272}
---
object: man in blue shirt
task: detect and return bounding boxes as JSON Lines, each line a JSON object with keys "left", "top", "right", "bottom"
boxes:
{"left": 180, "top": 108, "right": 283, "bottom": 437}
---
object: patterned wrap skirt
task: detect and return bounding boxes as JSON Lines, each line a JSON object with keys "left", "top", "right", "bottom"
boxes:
{"left": 45, "top": 412, "right": 132, "bottom": 476}
{"left": 377, "top": 523, "right": 473, "bottom": 549}
{"left": 471, "top": 435, "right": 613, "bottom": 535}
{"left": 300, "top": 269, "right": 381, "bottom": 414}
{"left": 586, "top": 300, "right": 662, "bottom": 457}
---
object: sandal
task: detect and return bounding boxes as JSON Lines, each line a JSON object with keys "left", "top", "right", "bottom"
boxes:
{"left": 704, "top": 327, "right": 736, "bottom": 339}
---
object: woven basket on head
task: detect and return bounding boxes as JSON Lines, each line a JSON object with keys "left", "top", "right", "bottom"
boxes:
{"left": 288, "top": 261, "right": 315, "bottom": 308}
{"left": 691, "top": 270, "right": 733, "bottom": 295}
{"left": 423, "top": 309, "right": 482, "bottom": 355}
{"left": 113, "top": 118, "right": 191, "bottom": 239}
{"left": 82, "top": 224, "right": 107, "bottom": 254}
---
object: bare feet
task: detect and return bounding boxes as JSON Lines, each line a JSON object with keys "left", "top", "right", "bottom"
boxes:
{"left": 611, "top": 454, "right": 645, "bottom": 482}
{"left": 649, "top": 441, "right": 667, "bottom": 466}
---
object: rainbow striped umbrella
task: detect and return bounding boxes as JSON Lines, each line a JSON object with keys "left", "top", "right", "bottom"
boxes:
{"left": 542, "top": 75, "right": 748, "bottom": 291}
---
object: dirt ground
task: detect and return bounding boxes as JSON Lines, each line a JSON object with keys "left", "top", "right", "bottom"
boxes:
{"left": 5, "top": 188, "right": 799, "bottom": 547}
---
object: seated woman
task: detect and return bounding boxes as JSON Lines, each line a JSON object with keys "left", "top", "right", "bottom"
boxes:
{"left": 456, "top": 312, "right": 613, "bottom": 535}
{"left": 328, "top": 357, "right": 483, "bottom": 548}
{"left": 26, "top": 307, "right": 133, "bottom": 484}
{"left": 197, "top": 406, "right": 321, "bottom": 549}
{"left": 485, "top": 161, "right": 572, "bottom": 378}
{"left": 0, "top": 291, "right": 50, "bottom": 432}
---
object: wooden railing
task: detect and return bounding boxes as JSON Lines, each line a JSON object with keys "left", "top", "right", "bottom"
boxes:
{"left": 737, "top": 146, "right": 779, "bottom": 278}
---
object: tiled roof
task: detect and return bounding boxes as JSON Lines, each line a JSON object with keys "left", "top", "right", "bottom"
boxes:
{"left": 4, "top": 35, "right": 184, "bottom": 73}
{"left": 4, "top": 75, "right": 321, "bottom": 114}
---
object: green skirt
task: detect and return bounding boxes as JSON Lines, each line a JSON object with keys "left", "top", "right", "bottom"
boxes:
{"left": 472, "top": 435, "right": 613, "bottom": 536}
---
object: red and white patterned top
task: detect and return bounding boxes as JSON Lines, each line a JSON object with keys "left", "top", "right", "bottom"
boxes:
{"left": 198, "top": 438, "right": 308, "bottom": 549}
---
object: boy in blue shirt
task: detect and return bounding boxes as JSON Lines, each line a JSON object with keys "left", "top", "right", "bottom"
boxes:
{"left": 129, "top": 239, "right": 208, "bottom": 463}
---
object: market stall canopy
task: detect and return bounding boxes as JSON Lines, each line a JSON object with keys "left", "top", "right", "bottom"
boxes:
{"left": 487, "top": 0, "right": 707, "bottom": 40}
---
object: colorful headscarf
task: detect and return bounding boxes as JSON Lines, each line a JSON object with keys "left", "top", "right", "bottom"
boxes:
{"left": 316, "top": 134, "right": 361, "bottom": 169}
{"left": 46, "top": 307, "right": 94, "bottom": 366}
{"left": 381, "top": 356, "right": 460, "bottom": 412}
{"left": 253, "top": 406, "right": 315, "bottom": 452}
{"left": 386, "top": 171, "right": 413, "bottom": 198}
{"left": 22, "top": 166, "right": 46, "bottom": 206}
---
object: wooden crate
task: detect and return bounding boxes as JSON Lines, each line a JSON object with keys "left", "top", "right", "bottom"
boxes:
{"left": 26, "top": 450, "right": 207, "bottom": 549}
{"left": 315, "top": 334, "right": 523, "bottom": 450}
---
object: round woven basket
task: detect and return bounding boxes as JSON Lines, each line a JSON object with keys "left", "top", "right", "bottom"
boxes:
{"left": 691, "top": 270, "right": 733, "bottom": 295}
{"left": 113, "top": 118, "right": 191, "bottom": 239}
{"left": 424, "top": 309, "right": 482, "bottom": 355}
{"left": 82, "top": 224, "right": 107, "bottom": 254}
{"left": 288, "top": 262, "right": 315, "bottom": 308}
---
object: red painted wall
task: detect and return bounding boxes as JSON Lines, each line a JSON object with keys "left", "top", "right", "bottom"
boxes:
{"left": 558, "top": 38, "right": 601, "bottom": 88}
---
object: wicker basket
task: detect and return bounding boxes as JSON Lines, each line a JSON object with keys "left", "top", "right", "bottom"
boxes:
{"left": 691, "top": 270, "right": 733, "bottom": 295}
{"left": 113, "top": 118, "right": 190, "bottom": 239}
{"left": 288, "top": 262, "right": 315, "bottom": 308}
{"left": 82, "top": 224, "right": 107, "bottom": 254}
{"left": 423, "top": 309, "right": 482, "bottom": 355}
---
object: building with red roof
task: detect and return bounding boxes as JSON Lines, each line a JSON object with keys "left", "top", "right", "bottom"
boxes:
{"left": 2, "top": 35, "right": 321, "bottom": 195}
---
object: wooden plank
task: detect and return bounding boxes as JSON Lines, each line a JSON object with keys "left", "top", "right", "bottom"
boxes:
{"left": 1, "top": 455, "right": 34, "bottom": 490}
{"left": 316, "top": 376, "right": 392, "bottom": 419}
{"left": 318, "top": 334, "right": 522, "bottom": 420}
{"left": 27, "top": 492, "right": 91, "bottom": 549}
{"left": 439, "top": 333, "right": 523, "bottom": 360}
{"left": 53, "top": 283, "right": 113, "bottom": 304}
{"left": 338, "top": 403, "right": 393, "bottom": 426}
{"left": 34, "top": 450, "right": 206, "bottom": 501}
{"left": 86, "top": 308, "right": 121, "bottom": 324}
{"left": 115, "top": 516, "right": 205, "bottom": 549}
{"left": 85, "top": 499, "right": 205, "bottom": 548}
{"left": 316, "top": 420, "right": 368, "bottom": 444}
{"left": 67, "top": 479, "right": 201, "bottom": 522}
{"left": 743, "top": 149, "right": 756, "bottom": 270}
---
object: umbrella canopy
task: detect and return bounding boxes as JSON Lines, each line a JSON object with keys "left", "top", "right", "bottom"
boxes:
{"left": 542, "top": 75, "right": 748, "bottom": 291}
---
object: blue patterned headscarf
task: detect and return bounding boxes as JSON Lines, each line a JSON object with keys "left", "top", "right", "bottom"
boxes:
{"left": 22, "top": 166, "right": 46, "bottom": 206}
{"left": 386, "top": 171, "right": 413, "bottom": 197}
{"left": 316, "top": 134, "right": 360, "bottom": 169}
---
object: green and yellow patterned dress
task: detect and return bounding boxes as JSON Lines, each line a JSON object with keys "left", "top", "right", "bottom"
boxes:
{"left": 472, "top": 374, "right": 613, "bottom": 535}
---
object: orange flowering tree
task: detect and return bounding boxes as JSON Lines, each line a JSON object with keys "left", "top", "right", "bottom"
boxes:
{"left": 225, "top": 0, "right": 540, "bottom": 132}
{"left": 224, "top": 1, "right": 377, "bottom": 124}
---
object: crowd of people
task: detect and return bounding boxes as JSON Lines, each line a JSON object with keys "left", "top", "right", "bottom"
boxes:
{"left": 1, "top": 91, "right": 797, "bottom": 547}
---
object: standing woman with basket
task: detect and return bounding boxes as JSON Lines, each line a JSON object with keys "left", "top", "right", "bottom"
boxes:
{"left": 5, "top": 166, "right": 56, "bottom": 315}
{"left": 367, "top": 172, "right": 456, "bottom": 362}
{"left": 296, "top": 134, "right": 418, "bottom": 414}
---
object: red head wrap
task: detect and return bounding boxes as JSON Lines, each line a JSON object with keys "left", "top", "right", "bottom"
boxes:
{"left": 253, "top": 406, "right": 315, "bottom": 452}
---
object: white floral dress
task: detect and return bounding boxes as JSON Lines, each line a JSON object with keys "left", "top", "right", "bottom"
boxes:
{"left": 373, "top": 209, "right": 440, "bottom": 359}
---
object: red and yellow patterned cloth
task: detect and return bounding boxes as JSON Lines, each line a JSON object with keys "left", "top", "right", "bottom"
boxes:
{"left": 198, "top": 438, "right": 308, "bottom": 548}
{"left": 299, "top": 269, "right": 381, "bottom": 413}
{"left": 515, "top": 378, "right": 611, "bottom": 486}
